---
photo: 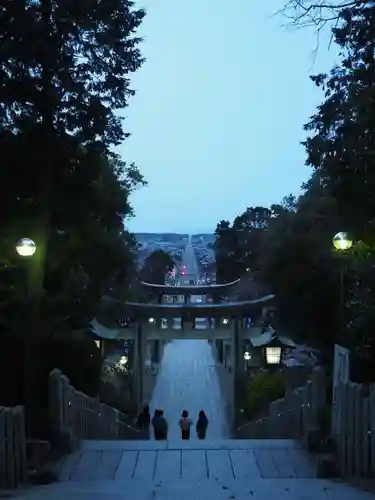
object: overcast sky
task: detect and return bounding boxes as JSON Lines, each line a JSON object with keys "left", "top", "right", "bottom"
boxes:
{"left": 118, "top": 0, "right": 336, "bottom": 234}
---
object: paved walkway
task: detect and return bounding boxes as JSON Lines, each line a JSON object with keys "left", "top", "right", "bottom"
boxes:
{"left": 18, "top": 440, "right": 375, "bottom": 499}
{"left": 150, "top": 339, "right": 229, "bottom": 439}
{"left": 59, "top": 440, "right": 315, "bottom": 482}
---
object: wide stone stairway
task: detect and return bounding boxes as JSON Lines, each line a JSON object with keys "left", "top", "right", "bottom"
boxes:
{"left": 18, "top": 439, "right": 375, "bottom": 499}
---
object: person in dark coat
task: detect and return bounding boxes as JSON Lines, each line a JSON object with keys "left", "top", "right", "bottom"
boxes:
{"left": 152, "top": 409, "right": 168, "bottom": 440}
{"left": 158, "top": 410, "right": 168, "bottom": 440}
{"left": 196, "top": 410, "right": 208, "bottom": 440}
{"left": 136, "top": 405, "right": 151, "bottom": 438}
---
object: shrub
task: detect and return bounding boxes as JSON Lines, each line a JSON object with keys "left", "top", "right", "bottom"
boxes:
{"left": 243, "top": 370, "right": 286, "bottom": 420}
{"left": 0, "top": 335, "right": 102, "bottom": 407}
{"left": 99, "top": 378, "right": 137, "bottom": 416}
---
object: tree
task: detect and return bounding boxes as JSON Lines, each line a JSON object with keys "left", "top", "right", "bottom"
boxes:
{"left": 0, "top": 0, "right": 146, "bottom": 429}
{"left": 281, "top": 0, "right": 368, "bottom": 32}
{"left": 302, "top": 2, "right": 375, "bottom": 355}
{"left": 214, "top": 177, "right": 350, "bottom": 356}
{"left": 303, "top": 3, "right": 375, "bottom": 243}
{"left": 0, "top": 1, "right": 146, "bottom": 333}
{"left": 257, "top": 174, "right": 344, "bottom": 350}
{"left": 140, "top": 250, "right": 175, "bottom": 286}
{"left": 214, "top": 207, "right": 271, "bottom": 283}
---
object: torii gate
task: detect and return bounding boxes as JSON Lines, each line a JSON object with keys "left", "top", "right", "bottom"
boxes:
{"left": 91, "top": 279, "right": 276, "bottom": 425}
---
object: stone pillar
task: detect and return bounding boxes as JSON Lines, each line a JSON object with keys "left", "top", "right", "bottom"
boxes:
{"left": 215, "top": 339, "right": 224, "bottom": 364}
{"left": 157, "top": 294, "right": 163, "bottom": 329}
{"left": 230, "top": 318, "right": 241, "bottom": 426}
{"left": 220, "top": 339, "right": 225, "bottom": 364}
{"left": 134, "top": 323, "right": 145, "bottom": 410}
{"left": 151, "top": 339, "right": 160, "bottom": 363}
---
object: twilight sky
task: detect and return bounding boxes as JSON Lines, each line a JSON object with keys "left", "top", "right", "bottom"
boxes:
{"left": 119, "top": 0, "right": 336, "bottom": 234}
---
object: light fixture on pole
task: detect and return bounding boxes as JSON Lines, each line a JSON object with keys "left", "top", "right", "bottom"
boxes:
{"left": 222, "top": 318, "right": 229, "bottom": 325}
{"left": 16, "top": 238, "right": 36, "bottom": 257}
{"left": 333, "top": 232, "right": 353, "bottom": 251}
{"left": 333, "top": 232, "right": 353, "bottom": 343}
{"left": 15, "top": 237, "right": 40, "bottom": 435}
{"left": 119, "top": 355, "right": 128, "bottom": 366}
{"left": 148, "top": 317, "right": 155, "bottom": 324}
{"left": 244, "top": 351, "right": 251, "bottom": 361}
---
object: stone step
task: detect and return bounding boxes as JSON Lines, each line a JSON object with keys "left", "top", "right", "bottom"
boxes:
{"left": 57, "top": 439, "right": 317, "bottom": 483}
{"left": 15, "top": 478, "right": 375, "bottom": 500}
{"left": 81, "top": 438, "right": 303, "bottom": 451}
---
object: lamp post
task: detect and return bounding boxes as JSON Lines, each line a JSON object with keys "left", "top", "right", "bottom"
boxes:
{"left": 332, "top": 232, "right": 353, "bottom": 342}
{"left": 16, "top": 237, "right": 41, "bottom": 436}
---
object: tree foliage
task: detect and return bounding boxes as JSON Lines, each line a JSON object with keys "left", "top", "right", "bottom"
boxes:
{"left": 281, "top": 0, "right": 368, "bottom": 32}
{"left": 216, "top": 2, "right": 375, "bottom": 362}
{"left": 0, "top": 0, "right": 146, "bottom": 336}
{"left": 140, "top": 250, "right": 175, "bottom": 285}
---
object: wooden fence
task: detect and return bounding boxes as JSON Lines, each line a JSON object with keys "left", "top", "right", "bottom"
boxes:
{"left": 236, "top": 366, "right": 375, "bottom": 478}
{"left": 335, "top": 380, "right": 375, "bottom": 478}
{"left": 0, "top": 406, "right": 27, "bottom": 489}
{"left": 236, "top": 366, "right": 327, "bottom": 444}
{"left": 48, "top": 369, "right": 141, "bottom": 442}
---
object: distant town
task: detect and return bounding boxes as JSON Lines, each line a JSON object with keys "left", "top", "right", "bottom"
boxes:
{"left": 134, "top": 233, "right": 216, "bottom": 278}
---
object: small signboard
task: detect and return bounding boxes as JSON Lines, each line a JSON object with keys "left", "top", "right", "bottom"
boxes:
{"left": 331, "top": 344, "right": 350, "bottom": 435}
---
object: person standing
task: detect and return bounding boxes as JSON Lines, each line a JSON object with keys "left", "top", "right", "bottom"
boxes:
{"left": 179, "top": 410, "right": 193, "bottom": 440}
{"left": 136, "top": 405, "right": 151, "bottom": 439}
{"left": 196, "top": 410, "right": 208, "bottom": 440}
{"left": 152, "top": 409, "right": 168, "bottom": 440}
{"left": 158, "top": 409, "right": 168, "bottom": 440}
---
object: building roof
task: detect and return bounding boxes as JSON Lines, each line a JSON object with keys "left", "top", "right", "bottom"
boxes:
{"left": 139, "top": 278, "right": 241, "bottom": 295}
{"left": 249, "top": 330, "right": 296, "bottom": 348}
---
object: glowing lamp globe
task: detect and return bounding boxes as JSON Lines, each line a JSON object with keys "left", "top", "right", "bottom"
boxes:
{"left": 333, "top": 232, "right": 353, "bottom": 251}
{"left": 244, "top": 351, "right": 251, "bottom": 361}
{"left": 119, "top": 356, "right": 128, "bottom": 366}
{"left": 16, "top": 238, "right": 36, "bottom": 257}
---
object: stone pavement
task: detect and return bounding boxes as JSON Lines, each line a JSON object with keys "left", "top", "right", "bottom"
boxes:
{"left": 14, "top": 440, "right": 375, "bottom": 499}
{"left": 150, "top": 339, "right": 229, "bottom": 439}
{"left": 58, "top": 439, "right": 316, "bottom": 481}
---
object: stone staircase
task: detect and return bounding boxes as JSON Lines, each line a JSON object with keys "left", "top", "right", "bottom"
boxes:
{"left": 15, "top": 439, "right": 375, "bottom": 499}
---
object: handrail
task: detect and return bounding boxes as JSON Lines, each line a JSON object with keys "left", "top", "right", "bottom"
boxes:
{"left": 236, "top": 402, "right": 311, "bottom": 432}
{"left": 118, "top": 419, "right": 142, "bottom": 433}
{"left": 82, "top": 407, "right": 142, "bottom": 433}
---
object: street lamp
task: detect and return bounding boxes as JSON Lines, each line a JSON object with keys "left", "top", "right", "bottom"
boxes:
{"left": 16, "top": 238, "right": 36, "bottom": 257}
{"left": 148, "top": 317, "right": 155, "bottom": 324}
{"left": 333, "top": 232, "right": 353, "bottom": 251}
{"left": 15, "top": 237, "right": 40, "bottom": 435}
{"left": 222, "top": 318, "right": 229, "bottom": 325}
{"left": 119, "top": 355, "right": 128, "bottom": 366}
{"left": 333, "top": 232, "right": 353, "bottom": 343}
